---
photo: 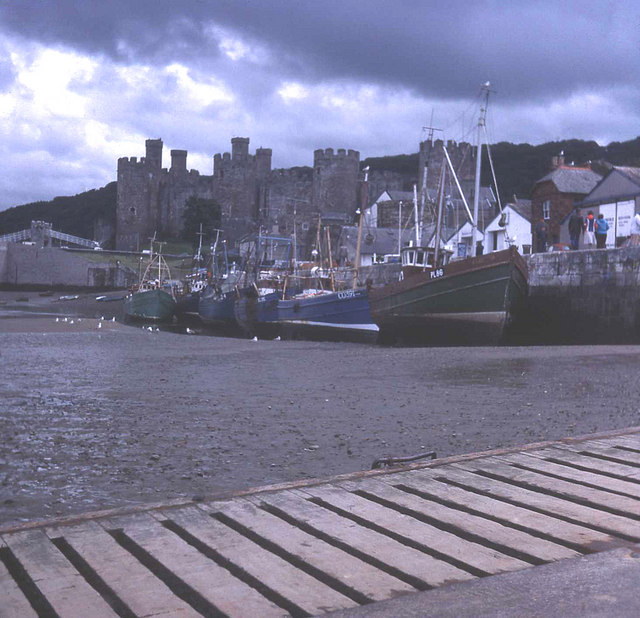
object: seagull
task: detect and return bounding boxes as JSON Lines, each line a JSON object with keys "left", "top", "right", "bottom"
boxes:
{"left": 69, "top": 320, "right": 74, "bottom": 325}
{"left": 55, "top": 317, "right": 59, "bottom": 322}
{"left": 186, "top": 327, "right": 195, "bottom": 334}
{"left": 251, "top": 336, "right": 258, "bottom": 342}
{"left": 111, "top": 317, "right": 116, "bottom": 322}
{"left": 275, "top": 336, "right": 281, "bottom": 341}
{"left": 97, "top": 322, "right": 102, "bottom": 329}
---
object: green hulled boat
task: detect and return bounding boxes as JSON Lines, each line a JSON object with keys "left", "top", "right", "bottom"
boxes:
{"left": 124, "top": 240, "right": 177, "bottom": 322}
{"left": 124, "top": 287, "right": 176, "bottom": 322}
{"left": 369, "top": 246, "right": 528, "bottom": 345}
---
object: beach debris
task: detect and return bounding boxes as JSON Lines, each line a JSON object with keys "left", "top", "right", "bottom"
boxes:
{"left": 95, "top": 295, "right": 106, "bottom": 301}
{"left": 59, "top": 295, "right": 79, "bottom": 301}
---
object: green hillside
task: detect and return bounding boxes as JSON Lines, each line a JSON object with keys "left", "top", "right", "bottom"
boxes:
{"left": 0, "top": 182, "right": 116, "bottom": 239}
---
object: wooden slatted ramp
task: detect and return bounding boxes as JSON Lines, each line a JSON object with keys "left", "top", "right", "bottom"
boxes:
{"left": 2, "top": 428, "right": 640, "bottom": 616}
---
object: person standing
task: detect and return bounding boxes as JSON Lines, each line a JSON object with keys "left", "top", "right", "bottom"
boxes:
{"left": 595, "top": 213, "right": 609, "bottom": 249}
{"left": 568, "top": 207, "right": 584, "bottom": 250}
{"left": 583, "top": 211, "right": 596, "bottom": 249}
{"left": 627, "top": 212, "right": 640, "bottom": 246}
{"left": 534, "top": 218, "right": 548, "bottom": 253}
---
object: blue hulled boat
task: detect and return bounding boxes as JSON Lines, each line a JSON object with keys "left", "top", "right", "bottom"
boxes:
{"left": 277, "top": 288, "right": 378, "bottom": 342}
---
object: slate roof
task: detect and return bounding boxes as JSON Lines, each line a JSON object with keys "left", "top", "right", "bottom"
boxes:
{"left": 508, "top": 199, "right": 532, "bottom": 222}
{"left": 535, "top": 167, "right": 602, "bottom": 194}
{"left": 614, "top": 166, "right": 640, "bottom": 186}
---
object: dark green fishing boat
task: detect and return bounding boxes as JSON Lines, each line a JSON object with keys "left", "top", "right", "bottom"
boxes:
{"left": 369, "top": 246, "right": 528, "bottom": 345}
{"left": 124, "top": 240, "right": 177, "bottom": 322}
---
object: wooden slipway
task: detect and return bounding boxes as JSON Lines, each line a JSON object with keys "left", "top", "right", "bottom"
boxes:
{"left": 2, "top": 427, "right": 640, "bottom": 617}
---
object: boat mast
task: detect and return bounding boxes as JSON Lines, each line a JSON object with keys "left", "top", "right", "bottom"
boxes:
{"left": 413, "top": 184, "right": 420, "bottom": 246}
{"left": 195, "top": 223, "right": 204, "bottom": 264}
{"left": 434, "top": 159, "right": 446, "bottom": 266}
{"left": 353, "top": 166, "right": 369, "bottom": 289}
{"left": 472, "top": 82, "right": 491, "bottom": 256}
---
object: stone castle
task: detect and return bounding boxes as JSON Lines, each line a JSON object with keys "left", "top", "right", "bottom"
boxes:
{"left": 115, "top": 136, "right": 477, "bottom": 254}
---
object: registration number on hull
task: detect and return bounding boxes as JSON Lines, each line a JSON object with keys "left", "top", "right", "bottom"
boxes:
{"left": 430, "top": 268, "right": 444, "bottom": 279}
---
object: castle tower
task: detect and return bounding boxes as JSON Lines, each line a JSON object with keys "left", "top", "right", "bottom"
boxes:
{"left": 145, "top": 138, "right": 163, "bottom": 170}
{"left": 311, "top": 147, "right": 360, "bottom": 217}
{"left": 231, "top": 137, "right": 250, "bottom": 161}
{"left": 170, "top": 149, "right": 187, "bottom": 174}
{"left": 418, "top": 138, "right": 474, "bottom": 196}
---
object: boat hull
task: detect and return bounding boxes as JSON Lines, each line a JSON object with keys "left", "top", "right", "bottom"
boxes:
{"left": 124, "top": 289, "right": 176, "bottom": 322}
{"left": 234, "top": 290, "right": 281, "bottom": 338}
{"left": 199, "top": 288, "right": 239, "bottom": 330}
{"left": 278, "top": 289, "right": 378, "bottom": 343}
{"left": 369, "top": 247, "right": 528, "bottom": 345}
{"left": 175, "top": 292, "right": 201, "bottom": 319}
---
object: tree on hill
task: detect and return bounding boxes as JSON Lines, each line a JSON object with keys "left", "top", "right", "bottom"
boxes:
{"left": 181, "top": 196, "right": 222, "bottom": 249}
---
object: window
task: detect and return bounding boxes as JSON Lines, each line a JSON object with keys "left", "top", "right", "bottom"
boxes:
{"left": 542, "top": 200, "right": 551, "bottom": 220}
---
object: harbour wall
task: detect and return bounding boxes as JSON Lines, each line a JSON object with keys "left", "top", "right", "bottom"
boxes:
{"left": 522, "top": 247, "right": 640, "bottom": 344}
{"left": 0, "top": 243, "right": 137, "bottom": 290}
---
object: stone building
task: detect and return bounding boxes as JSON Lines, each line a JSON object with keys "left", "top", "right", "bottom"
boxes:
{"left": 116, "top": 138, "right": 364, "bottom": 255}
{"left": 530, "top": 155, "right": 602, "bottom": 244}
{"left": 116, "top": 139, "right": 213, "bottom": 251}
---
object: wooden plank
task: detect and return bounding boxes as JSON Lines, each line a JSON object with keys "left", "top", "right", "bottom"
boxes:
{"left": 199, "top": 497, "right": 415, "bottom": 602}
{"left": 598, "top": 434, "right": 640, "bottom": 452}
{"left": 504, "top": 451, "right": 640, "bottom": 497}
{"left": 0, "top": 539, "right": 38, "bottom": 618}
{"left": 2, "top": 529, "right": 117, "bottom": 617}
{"left": 254, "top": 489, "right": 473, "bottom": 588}
{"left": 158, "top": 505, "right": 358, "bottom": 615}
{"left": 535, "top": 445, "right": 640, "bottom": 480}
{"left": 384, "top": 468, "right": 620, "bottom": 551}
{"left": 338, "top": 477, "right": 578, "bottom": 563}
{"left": 106, "top": 513, "right": 285, "bottom": 618}
{"left": 555, "top": 441, "right": 640, "bottom": 472}
{"left": 45, "top": 521, "right": 199, "bottom": 617}
{"left": 301, "top": 484, "right": 530, "bottom": 575}
{"left": 447, "top": 461, "right": 640, "bottom": 541}
{"left": 465, "top": 456, "right": 640, "bottom": 518}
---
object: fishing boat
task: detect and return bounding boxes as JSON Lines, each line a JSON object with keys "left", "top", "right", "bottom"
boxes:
{"left": 175, "top": 225, "right": 210, "bottom": 321}
{"left": 124, "top": 239, "right": 177, "bottom": 322}
{"left": 369, "top": 83, "right": 528, "bottom": 345}
{"left": 232, "top": 233, "right": 292, "bottom": 338}
{"left": 277, "top": 287, "right": 378, "bottom": 342}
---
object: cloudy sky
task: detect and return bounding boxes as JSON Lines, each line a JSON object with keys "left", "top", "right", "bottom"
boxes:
{"left": 0, "top": 0, "right": 638, "bottom": 210}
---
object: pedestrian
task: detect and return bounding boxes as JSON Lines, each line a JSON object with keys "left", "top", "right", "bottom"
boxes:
{"left": 595, "top": 214, "right": 609, "bottom": 249}
{"left": 533, "top": 218, "right": 548, "bottom": 253}
{"left": 568, "top": 207, "right": 583, "bottom": 250}
{"left": 583, "top": 211, "right": 596, "bottom": 249}
{"left": 626, "top": 212, "right": 640, "bottom": 246}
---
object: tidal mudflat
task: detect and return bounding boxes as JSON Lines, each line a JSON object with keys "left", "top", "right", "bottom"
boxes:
{"left": 2, "top": 294, "right": 640, "bottom": 527}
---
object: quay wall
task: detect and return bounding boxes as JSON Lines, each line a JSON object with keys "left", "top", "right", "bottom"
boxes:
{"left": 523, "top": 247, "right": 640, "bottom": 343}
{"left": 0, "top": 243, "right": 137, "bottom": 290}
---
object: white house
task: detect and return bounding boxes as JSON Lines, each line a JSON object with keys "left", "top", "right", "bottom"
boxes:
{"left": 444, "top": 221, "right": 485, "bottom": 258}
{"left": 483, "top": 201, "right": 532, "bottom": 255}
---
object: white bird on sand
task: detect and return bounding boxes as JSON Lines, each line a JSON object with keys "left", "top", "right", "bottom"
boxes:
{"left": 275, "top": 336, "right": 281, "bottom": 341}
{"left": 251, "top": 336, "right": 258, "bottom": 342}
{"left": 186, "top": 327, "right": 195, "bottom": 334}
{"left": 69, "top": 320, "right": 74, "bottom": 325}
{"left": 111, "top": 317, "right": 116, "bottom": 322}
{"left": 62, "top": 317, "right": 68, "bottom": 322}
{"left": 55, "top": 317, "right": 59, "bottom": 322}
{"left": 97, "top": 322, "right": 102, "bottom": 329}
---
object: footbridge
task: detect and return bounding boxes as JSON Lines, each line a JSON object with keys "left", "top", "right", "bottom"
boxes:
{"left": 0, "top": 220, "right": 100, "bottom": 249}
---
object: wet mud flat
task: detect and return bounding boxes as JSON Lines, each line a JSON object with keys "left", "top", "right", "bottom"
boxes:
{"left": 2, "top": 302, "right": 640, "bottom": 527}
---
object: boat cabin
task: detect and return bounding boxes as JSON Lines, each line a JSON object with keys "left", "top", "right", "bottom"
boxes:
{"left": 401, "top": 244, "right": 452, "bottom": 277}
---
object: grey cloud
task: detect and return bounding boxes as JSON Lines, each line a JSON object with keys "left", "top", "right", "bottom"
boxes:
{"left": 2, "top": 1, "right": 638, "bottom": 103}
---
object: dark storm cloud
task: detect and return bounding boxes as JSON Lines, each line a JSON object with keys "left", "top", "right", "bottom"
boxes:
{"left": 2, "top": 1, "right": 638, "bottom": 102}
